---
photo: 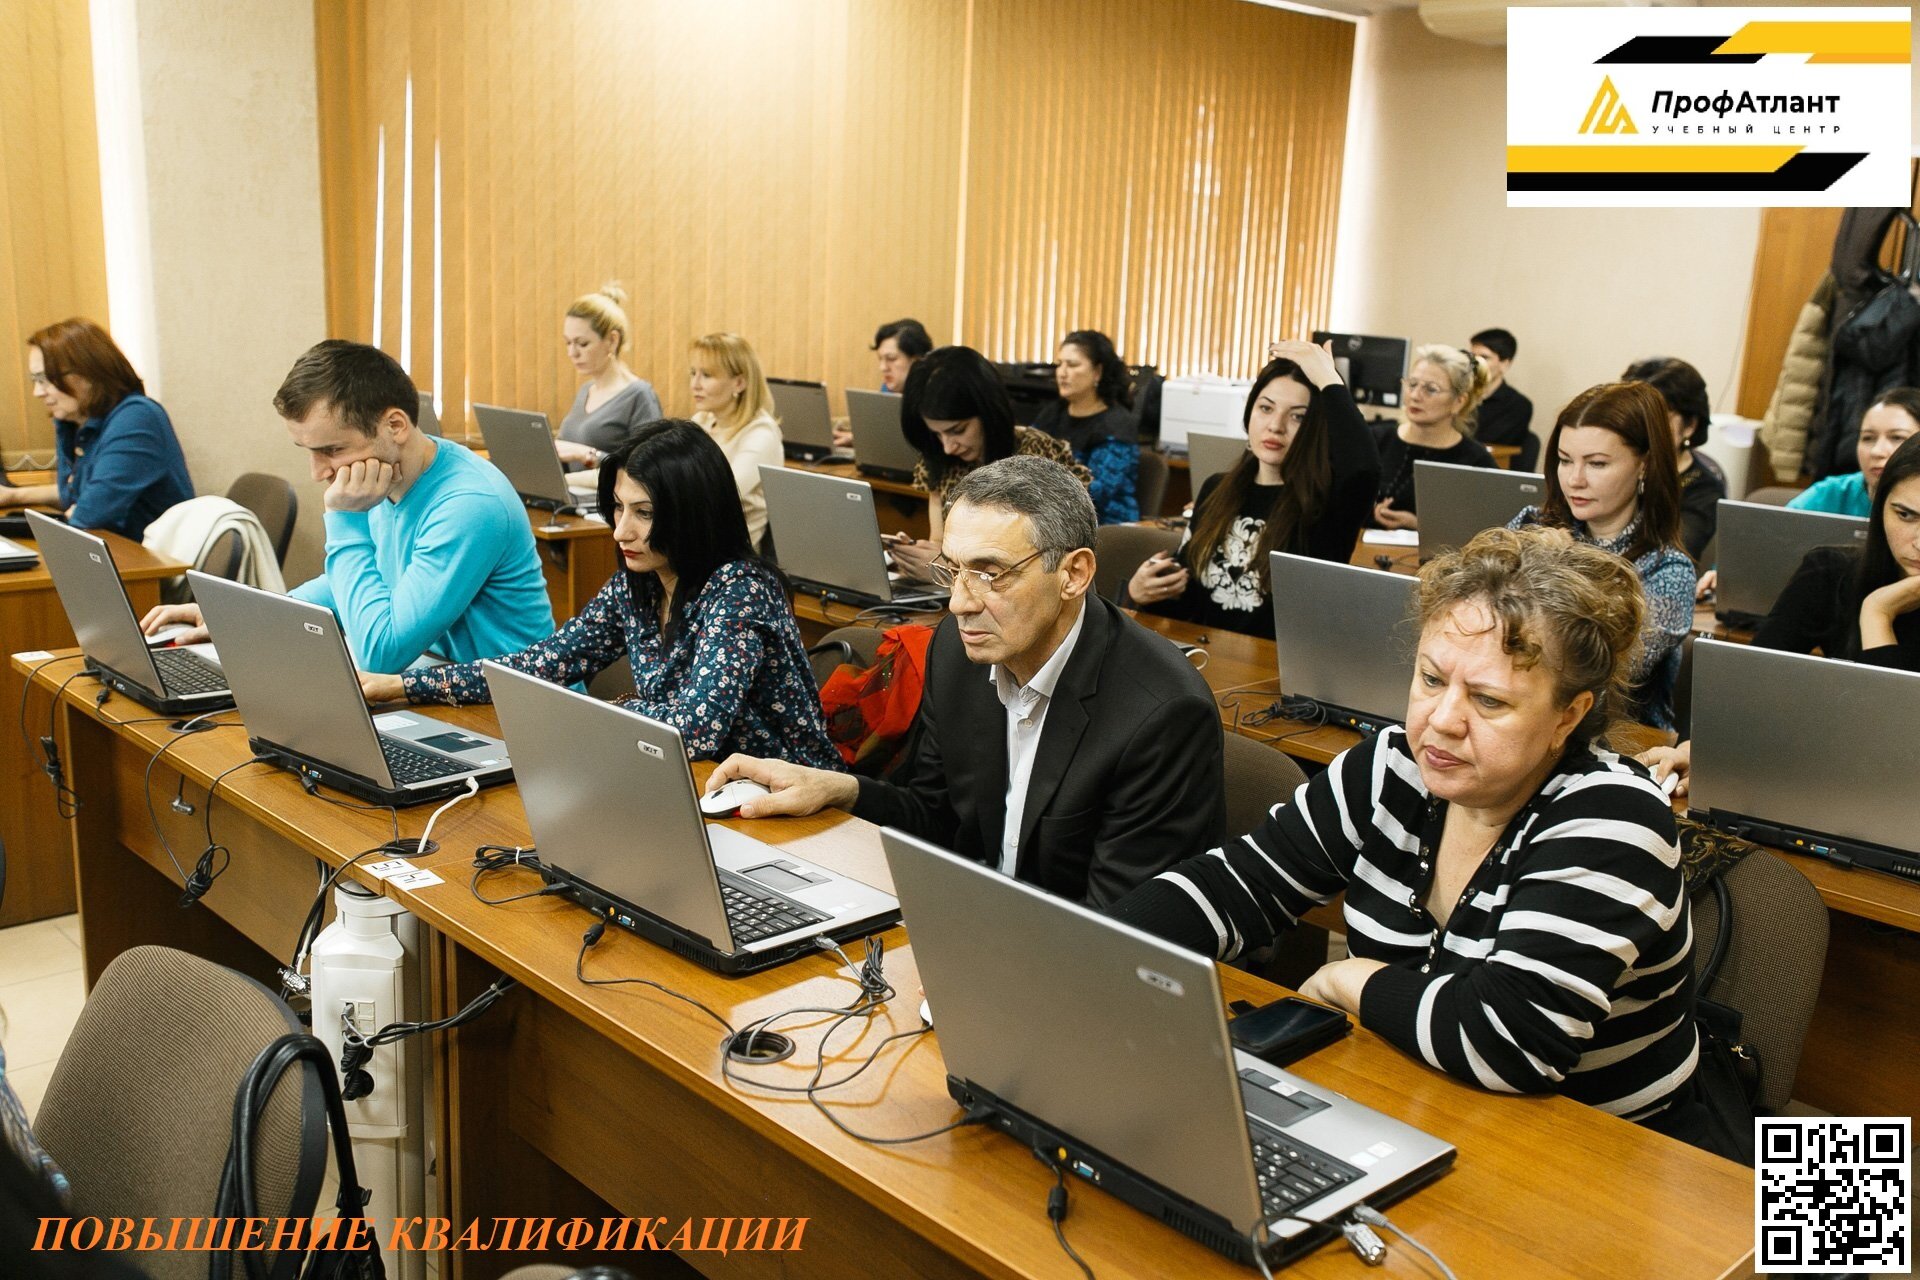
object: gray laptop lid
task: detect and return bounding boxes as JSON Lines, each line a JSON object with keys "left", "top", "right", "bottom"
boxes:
{"left": 27, "top": 511, "right": 167, "bottom": 691}
{"left": 1691, "top": 638, "right": 1920, "bottom": 855}
{"left": 1269, "top": 552, "right": 1415, "bottom": 725}
{"left": 484, "top": 661, "right": 736, "bottom": 948}
{"left": 473, "top": 403, "right": 579, "bottom": 506}
{"left": 846, "top": 389, "right": 919, "bottom": 472}
{"left": 768, "top": 379, "right": 833, "bottom": 452}
{"left": 1415, "top": 461, "right": 1545, "bottom": 560}
{"left": 759, "top": 466, "right": 893, "bottom": 600}
{"left": 881, "top": 828, "right": 1265, "bottom": 1232}
{"left": 0, "top": 535, "right": 36, "bottom": 568}
{"left": 416, "top": 392, "right": 442, "bottom": 438}
{"left": 1186, "top": 429, "right": 1247, "bottom": 493}
{"left": 1715, "top": 501, "right": 1868, "bottom": 619}
{"left": 188, "top": 572, "right": 398, "bottom": 788}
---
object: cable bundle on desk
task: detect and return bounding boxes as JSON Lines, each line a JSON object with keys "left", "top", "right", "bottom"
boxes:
{"left": 18, "top": 657, "right": 93, "bottom": 820}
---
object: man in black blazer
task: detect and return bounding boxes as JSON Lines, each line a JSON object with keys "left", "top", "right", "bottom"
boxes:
{"left": 709, "top": 455, "right": 1225, "bottom": 906}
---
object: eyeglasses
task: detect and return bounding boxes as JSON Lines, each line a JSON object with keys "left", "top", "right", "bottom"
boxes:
{"left": 1401, "top": 378, "right": 1450, "bottom": 399}
{"left": 929, "top": 550, "right": 1044, "bottom": 595}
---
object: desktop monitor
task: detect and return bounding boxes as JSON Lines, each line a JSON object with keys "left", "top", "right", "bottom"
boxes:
{"left": 1311, "top": 332, "right": 1410, "bottom": 410}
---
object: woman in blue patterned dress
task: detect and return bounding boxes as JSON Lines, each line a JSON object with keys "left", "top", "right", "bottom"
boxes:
{"left": 356, "top": 419, "right": 842, "bottom": 770}
{"left": 1030, "top": 329, "right": 1140, "bottom": 524}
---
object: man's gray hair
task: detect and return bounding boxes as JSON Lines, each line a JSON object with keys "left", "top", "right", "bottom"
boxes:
{"left": 948, "top": 455, "right": 1098, "bottom": 569}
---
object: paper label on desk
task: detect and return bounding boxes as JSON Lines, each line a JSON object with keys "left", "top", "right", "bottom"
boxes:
{"left": 16, "top": 650, "right": 56, "bottom": 663}
{"left": 362, "top": 858, "right": 418, "bottom": 880}
{"left": 373, "top": 712, "right": 419, "bottom": 730}
{"left": 385, "top": 868, "right": 444, "bottom": 889}
{"left": 1360, "top": 530, "right": 1419, "bottom": 547}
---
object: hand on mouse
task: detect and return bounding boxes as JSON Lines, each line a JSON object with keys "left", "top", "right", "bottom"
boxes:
{"left": 704, "top": 754, "right": 859, "bottom": 818}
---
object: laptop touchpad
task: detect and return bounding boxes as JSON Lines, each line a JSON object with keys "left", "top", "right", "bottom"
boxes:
{"left": 413, "top": 729, "right": 492, "bottom": 756}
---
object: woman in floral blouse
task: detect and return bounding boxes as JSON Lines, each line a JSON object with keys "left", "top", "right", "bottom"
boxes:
{"left": 357, "top": 419, "right": 842, "bottom": 770}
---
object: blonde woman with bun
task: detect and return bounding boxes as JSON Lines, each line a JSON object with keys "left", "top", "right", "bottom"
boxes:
{"left": 1371, "top": 342, "right": 1496, "bottom": 530}
{"left": 556, "top": 283, "right": 662, "bottom": 467}
{"left": 688, "top": 332, "right": 783, "bottom": 547}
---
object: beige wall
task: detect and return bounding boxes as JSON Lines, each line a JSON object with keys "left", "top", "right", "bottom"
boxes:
{"left": 1331, "top": 9, "right": 1765, "bottom": 437}
{"left": 97, "top": 0, "right": 329, "bottom": 579}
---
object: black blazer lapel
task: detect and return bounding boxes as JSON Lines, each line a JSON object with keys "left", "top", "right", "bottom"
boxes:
{"left": 965, "top": 662, "right": 1012, "bottom": 862}
{"left": 1013, "top": 598, "right": 1114, "bottom": 864}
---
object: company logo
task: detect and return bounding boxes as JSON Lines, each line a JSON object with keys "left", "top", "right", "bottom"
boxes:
{"left": 1135, "top": 966, "right": 1185, "bottom": 997}
{"left": 635, "top": 740, "right": 663, "bottom": 759}
{"left": 303, "top": 622, "right": 323, "bottom": 635}
{"left": 1580, "top": 77, "right": 1638, "bottom": 134}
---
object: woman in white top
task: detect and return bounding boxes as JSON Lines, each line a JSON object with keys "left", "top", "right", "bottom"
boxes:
{"left": 556, "top": 283, "right": 662, "bottom": 467}
{"left": 688, "top": 332, "right": 783, "bottom": 548}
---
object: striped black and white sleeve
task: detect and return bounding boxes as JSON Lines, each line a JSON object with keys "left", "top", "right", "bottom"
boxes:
{"left": 1358, "top": 764, "right": 1686, "bottom": 1094}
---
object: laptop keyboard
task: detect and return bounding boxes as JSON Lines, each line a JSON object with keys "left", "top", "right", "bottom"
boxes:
{"left": 153, "top": 647, "right": 227, "bottom": 694}
{"left": 1239, "top": 1076, "right": 1365, "bottom": 1216}
{"left": 379, "top": 736, "right": 469, "bottom": 785}
{"left": 720, "top": 879, "right": 829, "bottom": 945}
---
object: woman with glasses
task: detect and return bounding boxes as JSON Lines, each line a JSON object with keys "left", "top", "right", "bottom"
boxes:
{"left": 890, "top": 345, "right": 1091, "bottom": 581}
{"left": 2, "top": 318, "right": 193, "bottom": 540}
{"left": 1127, "top": 339, "right": 1380, "bottom": 639}
{"left": 1370, "top": 344, "right": 1496, "bottom": 530}
{"left": 356, "top": 420, "right": 841, "bottom": 770}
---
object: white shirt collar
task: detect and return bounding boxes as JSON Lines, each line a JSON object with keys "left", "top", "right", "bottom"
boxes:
{"left": 990, "top": 598, "right": 1088, "bottom": 714}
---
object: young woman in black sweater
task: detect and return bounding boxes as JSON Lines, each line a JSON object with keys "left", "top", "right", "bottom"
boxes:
{"left": 1754, "top": 431, "right": 1920, "bottom": 670}
{"left": 1127, "top": 339, "right": 1380, "bottom": 638}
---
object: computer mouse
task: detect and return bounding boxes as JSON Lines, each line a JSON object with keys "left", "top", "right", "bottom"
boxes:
{"left": 698, "top": 777, "right": 772, "bottom": 819}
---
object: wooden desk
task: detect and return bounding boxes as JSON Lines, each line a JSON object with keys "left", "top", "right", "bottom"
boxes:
{"left": 30, "top": 655, "right": 1756, "bottom": 1280}
{"left": 5, "top": 468, "right": 57, "bottom": 487}
{"left": 2, "top": 534, "right": 185, "bottom": 925}
{"left": 527, "top": 509, "right": 617, "bottom": 623}
{"left": 1489, "top": 444, "right": 1522, "bottom": 470}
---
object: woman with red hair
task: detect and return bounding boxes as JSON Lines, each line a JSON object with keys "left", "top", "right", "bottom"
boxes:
{"left": 1, "top": 318, "right": 193, "bottom": 539}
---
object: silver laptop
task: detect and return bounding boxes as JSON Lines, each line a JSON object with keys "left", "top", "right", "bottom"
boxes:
{"left": 768, "top": 378, "right": 845, "bottom": 463}
{"left": 1270, "top": 552, "right": 1416, "bottom": 734}
{"left": 0, "top": 533, "right": 37, "bottom": 571}
{"left": 759, "top": 466, "right": 945, "bottom": 609}
{"left": 1714, "top": 500, "right": 1868, "bottom": 624}
{"left": 882, "top": 828, "right": 1454, "bottom": 1269}
{"left": 1187, "top": 428, "right": 1247, "bottom": 494}
{"left": 1415, "top": 460, "right": 1545, "bottom": 561}
{"left": 1690, "top": 638, "right": 1920, "bottom": 882}
{"left": 473, "top": 403, "right": 597, "bottom": 511}
{"left": 485, "top": 663, "right": 899, "bottom": 974}
{"left": 416, "top": 392, "right": 442, "bottom": 438}
{"left": 27, "top": 512, "right": 232, "bottom": 715}
{"left": 846, "top": 388, "right": 919, "bottom": 482}
{"left": 188, "top": 571, "right": 512, "bottom": 807}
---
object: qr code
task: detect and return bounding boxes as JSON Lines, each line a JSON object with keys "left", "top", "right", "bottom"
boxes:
{"left": 1758, "top": 1118, "right": 1910, "bottom": 1273}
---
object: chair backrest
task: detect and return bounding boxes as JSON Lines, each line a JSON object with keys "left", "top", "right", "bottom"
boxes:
{"left": 199, "top": 527, "right": 247, "bottom": 581}
{"left": 808, "top": 625, "right": 886, "bottom": 689}
{"left": 1220, "top": 730, "right": 1308, "bottom": 836}
{"left": 34, "top": 946, "right": 324, "bottom": 1280}
{"left": 1135, "top": 449, "right": 1170, "bottom": 520}
{"left": 1689, "top": 851, "right": 1829, "bottom": 1112}
{"left": 587, "top": 656, "right": 635, "bottom": 701}
{"left": 226, "top": 472, "right": 298, "bottom": 566}
{"left": 1092, "top": 524, "right": 1181, "bottom": 603}
{"left": 1743, "top": 485, "right": 1800, "bottom": 508}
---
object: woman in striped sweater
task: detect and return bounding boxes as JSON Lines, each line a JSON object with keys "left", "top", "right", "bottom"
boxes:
{"left": 1111, "top": 527, "right": 1712, "bottom": 1146}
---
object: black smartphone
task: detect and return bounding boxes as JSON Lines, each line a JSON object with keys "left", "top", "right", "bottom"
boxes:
{"left": 1227, "top": 996, "right": 1350, "bottom": 1065}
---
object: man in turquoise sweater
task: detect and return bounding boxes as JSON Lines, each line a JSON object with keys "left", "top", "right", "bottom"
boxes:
{"left": 142, "top": 341, "right": 553, "bottom": 672}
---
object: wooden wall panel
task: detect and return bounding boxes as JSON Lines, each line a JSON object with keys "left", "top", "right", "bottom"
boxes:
{"left": 0, "top": 0, "right": 109, "bottom": 462}
{"left": 314, "top": 0, "right": 1350, "bottom": 433}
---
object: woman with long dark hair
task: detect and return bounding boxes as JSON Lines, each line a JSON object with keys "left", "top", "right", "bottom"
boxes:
{"left": 889, "top": 345, "right": 1090, "bottom": 580}
{"left": 357, "top": 420, "right": 840, "bottom": 767}
{"left": 1508, "top": 382, "right": 1693, "bottom": 730}
{"left": 1032, "top": 329, "right": 1140, "bottom": 523}
{"left": 1755, "top": 431, "right": 1920, "bottom": 670}
{"left": 1128, "top": 340, "right": 1380, "bottom": 638}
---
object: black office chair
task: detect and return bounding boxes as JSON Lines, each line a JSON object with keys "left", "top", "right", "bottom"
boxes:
{"left": 1135, "top": 449, "right": 1170, "bottom": 521}
{"left": 198, "top": 528, "right": 247, "bottom": 582}
{"left": 1092, "top": 524, "right": 1180, "bottom": 603}
{"left": 226, "top": 473, "right": 298, "bottom": 567}
{"left": 806, "top": 625, "right": 885, "bottom": 689}
{"left": 1515, "top": 431, "right": 1542, "bottom": 473}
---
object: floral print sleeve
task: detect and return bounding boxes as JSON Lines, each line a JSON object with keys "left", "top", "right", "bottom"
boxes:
{"left": 1079, "top": 437, "right": 1140, "bottom": 524}
{"left": 401, "top": 573, "right": 632, "bottom": 705}
{"left": 1631, "top": 547, "right": 1695, "bottom": 683}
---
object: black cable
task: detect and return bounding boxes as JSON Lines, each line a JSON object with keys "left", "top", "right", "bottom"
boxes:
{"left": 469, "top": 842, "right": 567, "bottom": 905}
{"left": 574, "top": 918, "right": 737, "bottom": 1035}
{"left": 16, "top": 656, "right": 68, "bottom": 752}
{"left": 297, "top": 773, "right": 402, "bottom": 843}
{"left": 1040, "top": 1154, "right": 1095, "bottom": 1280}
{"left": 33, "top": 668, "right": 93, "bottom": 818}
{"left": 337, "top": 974, "right": 519, "bottom": 1101}
{"left": 140, "top": 715, "right": 246, "bottom": 894}
{"left": 180, "top": 754, "right": 273, "bottom": 906}
{"left": 282, "top": 841, "right": 414, "bottom": 999}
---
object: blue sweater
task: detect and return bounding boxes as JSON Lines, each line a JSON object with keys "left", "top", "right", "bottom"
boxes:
{"left": 1786, "top": 471, "right": 1871, "bottom": 518}
{"left": 290, "top": 437, "right": 554, "bottom": 673}
{"left": 56, "top": 394, "right": 194, "bottom": 540}
{"left": 400, "top": 560, "right": 843, "bottom": 769}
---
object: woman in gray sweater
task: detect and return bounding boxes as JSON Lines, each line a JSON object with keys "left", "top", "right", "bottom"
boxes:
{"left": 556, "top": 282, "right": 662, "bottom": 466}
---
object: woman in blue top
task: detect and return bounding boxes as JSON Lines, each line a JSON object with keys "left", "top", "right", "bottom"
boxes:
{"left": 358, "top": 420, "right": 842, "bottom": 770}
{"left": 1031, "top": 329, "right": 1139, "bottom": 523}
{"left": 1509, "top": 382, "right": 1693, "bottom": 731}
{"left": 1789, "top": 388, "right": 1920, "bottom": 517}
{"left": 2, "top": 318, "right": 193, "bottom": 540}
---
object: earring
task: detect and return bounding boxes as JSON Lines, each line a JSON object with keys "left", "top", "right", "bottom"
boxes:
{"left": 1636, "top": 473, "right": 1645, "bottom": 495}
